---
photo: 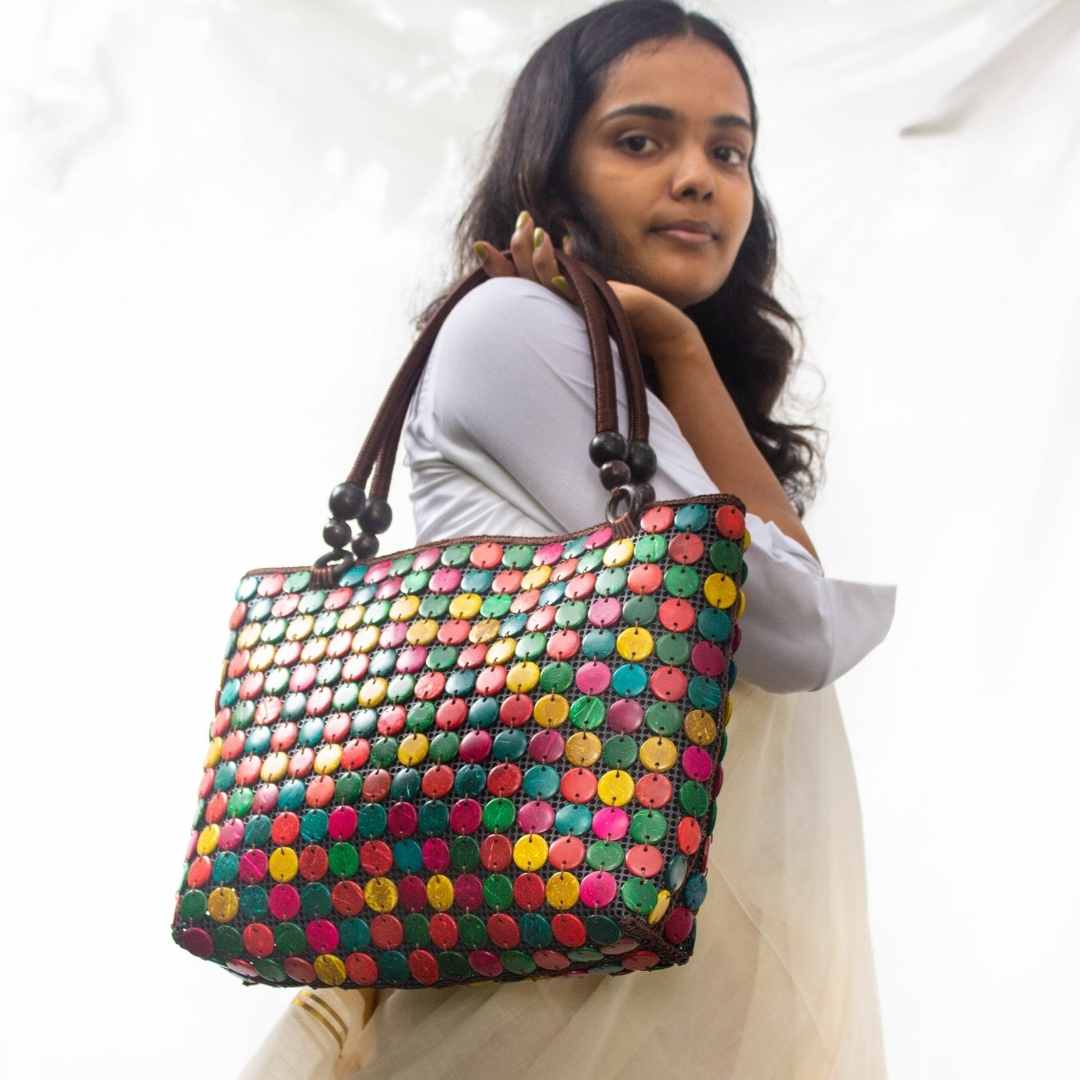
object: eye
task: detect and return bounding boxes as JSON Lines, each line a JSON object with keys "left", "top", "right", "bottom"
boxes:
{"left": 616, "top": 133, "right": 659, "bottom": 155}
{"left": 616, "top": 134, "right": 748, "bottom": 166}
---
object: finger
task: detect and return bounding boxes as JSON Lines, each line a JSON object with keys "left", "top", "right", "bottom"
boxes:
{"left": 532, "top": 227, "right": 559, "bottom": 285}
{"left": 510, "top": 211, "right": 539, "bottom": 281}
{"left": 473, "top": 241, "right": 515, "bottom": 277}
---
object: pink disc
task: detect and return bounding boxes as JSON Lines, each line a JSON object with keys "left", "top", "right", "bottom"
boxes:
{"left": 579, "top": 870, "right": 617, "bottom": 908}
{"left": 592, "top": 806, "right": 629, "bottom": 841}
{"left": 516, "top": 800, "right": 555, "bottom": 833}
{"left": 682, "top": 745, "right": 714, "bottom": 782}
{"left": 691, "top": 640, "right": 727, "bottom": 677}
{"left": 328, "top": 805, "right": 358, "bottom": 840}
{"left": 575, "top": 661, "right": 612, "bottom": 695}
{"left": 528, "top": 729, "right": 564, "bottom": 763}
{"left": 449, "top": 798, "right": 482, "bottom": 834}
{"left": 459, "top": 729, "right": 493, "bottom": 763}
{"left": 387, "top": 802, "right": 419, "bottom": 838}
{"left": 607, "top": 699, "right": 644, "bottom": 733}
{"left": 305, "top": 919, "right": 339, "bottom": 953}
{"left": 588, "top": 597, "right": 622, "bottom": 628}
{"left": 663, "top": 906, "right": 695, "bottom": 945}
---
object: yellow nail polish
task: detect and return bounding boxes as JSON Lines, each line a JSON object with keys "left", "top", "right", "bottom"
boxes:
{"left": 516, "top": 210, "right": 529, "bottom": 230}
{"left": 551, "top": 275, "right": 571, "bottom": 297}
{"left": 473, "top": 241, "right": 487, "bottom": 259}
{"left": 533, "top": 227, "right": 544, "bottom": 250}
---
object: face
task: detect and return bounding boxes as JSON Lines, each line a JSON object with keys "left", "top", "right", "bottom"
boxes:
{"left": 563, "top": 36, "right": 756, "bottom": 310}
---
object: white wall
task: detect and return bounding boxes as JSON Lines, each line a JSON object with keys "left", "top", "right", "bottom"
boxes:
{"left": 3, "top": 2, "right": 1077, "bottom": 1076}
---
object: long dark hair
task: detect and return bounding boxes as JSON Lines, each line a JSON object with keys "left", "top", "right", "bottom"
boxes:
{"left": 413, "top": 0, "right": 826, "bottom": 517}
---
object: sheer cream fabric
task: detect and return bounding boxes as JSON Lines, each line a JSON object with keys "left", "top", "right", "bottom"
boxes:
{"left": 239, "top": 275, "right": 893, "bottom": 1079}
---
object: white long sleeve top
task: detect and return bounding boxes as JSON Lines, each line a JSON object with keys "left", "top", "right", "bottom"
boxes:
{"left": 400, "top": 275, "right": 896, "bottom": 694}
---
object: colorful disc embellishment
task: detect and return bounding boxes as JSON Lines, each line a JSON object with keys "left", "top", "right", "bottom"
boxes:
{"left": 174, "top": 495, "right": 749, "bottom": 989}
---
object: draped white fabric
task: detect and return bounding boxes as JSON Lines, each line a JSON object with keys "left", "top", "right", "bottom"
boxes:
{"left": 4, "top": 2, "right": 1078, "bottom": 1078}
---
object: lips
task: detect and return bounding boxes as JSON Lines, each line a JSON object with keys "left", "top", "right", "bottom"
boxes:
{"left": 654, "top": 220, "right": 715, "bottom": 237}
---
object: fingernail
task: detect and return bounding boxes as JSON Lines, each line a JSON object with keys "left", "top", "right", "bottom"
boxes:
{"left": 516, "top": 210, "right": 530, "bottom": 230}
{"left": 551, "top": 275, "right": 571, "bottom": 296}
{"left": 533, "top": 227, "right": 544, "bottom": 251}
{"left": 472, "top": 241, "right": 487, "bottom": 260}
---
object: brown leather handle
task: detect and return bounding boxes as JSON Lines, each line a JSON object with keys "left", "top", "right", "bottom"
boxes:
{"left": 357, "top": 249, "right": 650, "bottom": 500}
{"left": 312, "top": 249, "right": 656, "bottom": 577}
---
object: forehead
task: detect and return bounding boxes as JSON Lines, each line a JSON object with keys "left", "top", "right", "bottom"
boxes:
{"left": 590, "top": 37, "right": 751, "bottom": 123}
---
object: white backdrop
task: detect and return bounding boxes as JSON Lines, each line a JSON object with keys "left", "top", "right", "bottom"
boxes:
{"left": 3, "top": 1, "right": 1078, "bottom": 1077}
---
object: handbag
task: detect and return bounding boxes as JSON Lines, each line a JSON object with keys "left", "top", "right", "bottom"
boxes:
{"left": 171, "top": 249, "right": 751, "bottom": 990}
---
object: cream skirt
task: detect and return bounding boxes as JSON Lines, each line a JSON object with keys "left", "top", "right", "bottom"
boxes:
{"left": 239, "top": 679, "right": 887, "bottom": 1079}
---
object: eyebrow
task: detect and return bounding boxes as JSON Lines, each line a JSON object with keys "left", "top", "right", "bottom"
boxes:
{"left": 599, "top": 103, "right": 754, "bottom": 135}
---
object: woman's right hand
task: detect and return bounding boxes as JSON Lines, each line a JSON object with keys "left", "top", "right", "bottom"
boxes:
{"left": 472, "top": 209, "right": 580, "bottom": 305}
{"left": 472, "top": 209, "right": 705, "bottom": 366}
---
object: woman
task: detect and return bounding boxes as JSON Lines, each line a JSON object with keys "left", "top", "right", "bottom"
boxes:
{"left": 240, "top": 2, "right": 896, "bottom": 1076}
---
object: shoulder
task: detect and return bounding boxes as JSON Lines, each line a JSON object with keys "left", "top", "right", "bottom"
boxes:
{"left": 429, "top": 275, "right": 593, "bottom": 383}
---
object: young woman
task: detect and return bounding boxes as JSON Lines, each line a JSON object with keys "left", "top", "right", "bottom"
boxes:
{"left": 240, "top": 3, "right": 896, "bottom": 1077}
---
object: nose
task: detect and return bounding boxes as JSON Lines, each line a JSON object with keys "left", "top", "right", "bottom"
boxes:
{"left": 669, "top": 145, "right": 716, "bottom": 202}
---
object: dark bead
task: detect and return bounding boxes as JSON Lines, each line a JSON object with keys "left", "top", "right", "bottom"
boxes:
{"left": 627, "top": 440, "right": 657, "bottom": 482}
{"left": 329, "top": 481, "right": 365, "bottom": 518}
{"left": 351, "top": 531, "right": 380, "bottom": 559}
{"left": 322, "top": 518, "right": 353, "bottom": 548}
{"left": 633, "top": 481, "right": 656, "bottom": 509}
{"left": 599, "top": 458, "right": 632, "bottom": 490}
{"left": 588, "top": 430, "right": 628, "bottom": 467}
{"left": 357, "top": 496, "right": 392, "bottom": 535}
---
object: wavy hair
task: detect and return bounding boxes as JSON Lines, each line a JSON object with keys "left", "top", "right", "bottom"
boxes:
{"left": 413, "top": 0, "right": 826, "bottom": 517}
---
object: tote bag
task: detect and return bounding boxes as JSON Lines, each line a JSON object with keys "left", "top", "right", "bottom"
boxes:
{"left": 170, "top": 250, "right": 752, "bottom": 991}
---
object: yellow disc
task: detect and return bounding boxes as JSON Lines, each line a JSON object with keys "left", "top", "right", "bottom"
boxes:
{"left": 506, "top": 661, "right": 540, "bottom": 694}
{"left": 703, "top": 572, "right": 738, "bottom": 609}
{"left": 261, "top": 751, "right": 289, "bottom": 783}
{"left": 407, "top": 618, "right": 439, "bottom": 645}
{"left": 314, "top": 954, "right": 347, "bottom": 986}
{"left": 449, "top": 593, "right": 483, "bottom": 620}
{"left": 204, "top": 737, "right": 222, "bottom": 768}
{"left": 426, "top": 873, "right": 455, "bottom": 911}
{"left": 565, "top": 731, "right": 602, "bottom": 767}
{"left": 300, "top": 637, "right": 328, "bottom": 663}
{"left": 521, "top": 565, "right": 552, "bottom": 590}
{"left": 616, "top": 626, "right": 654, "bottom": 662}
{"left": 358, "top": 677, "right": 388, "bottom": 707}
{"left": 286, "top": 614, "right": 314, "bottom": 642}
{"left": 196, "top": 824, "right": 220, "bottom": 856}
{"left": 236, "top": 623, "right": 261, "bottom": 650}
{"left": 249, "top": 643, "right": 276, "bottom": 672}
{"left": 485, "top": 639, "right": 516, "bottom": 666}
{"left": 268, "top": 846, "right": 299, "bottom": 882}
{"left": 741, "top": 529, "right": 752, "bottom": 551}
{"left": 602, "top": 538, "right": 635, "bottom": 567}
{"left": 513, "top": 834, "right": 549, "bottom": 871}
{"left": 352, "top": 626, "right": 380, "bottom": 654}
{"left": 390, "top": 595, "right": 420, "bottom": 622}
{"left": 639, "top": 736, "right": 678, "bottom": 772}
{"left": 723, "top": 694, "right": 733, "bottom": 727}
{"left": 469, "top": 619, "right": 501, "bottom": 644}
{"left": 597, "top": 770, "right": 635, "bottom": 806}
{"left": 647, "top": 888, "right": 672, "bottom": 926}
{"left": 397, "top": 732, "right": 430, "bottom": 767}
{"left": 207, "top": 886, "right": 239, "bottom": 923}
{"left": 365, "top": 876, "right": 398, "bottom": 912}
{"left": 684, "top": 709, "right": 718, "bottom": 746}
{"left": 338, "top": 605, "right": 364, "bottom": 631}
{"left": 736, "top": 588, "right": 747, "bottom": 619}
{"left": 546, "top": 872, "right": 580, "bottom": 910}
{"left": 314, "top": 744, "right": 343, "bottom": 774}
{"left": 533, "top": 694, "right": 569, "bottom": 728}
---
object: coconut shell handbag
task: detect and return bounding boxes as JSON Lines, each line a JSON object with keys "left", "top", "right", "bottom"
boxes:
{"left": 170, "top": 249, "right": 752, "bottom": 991}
